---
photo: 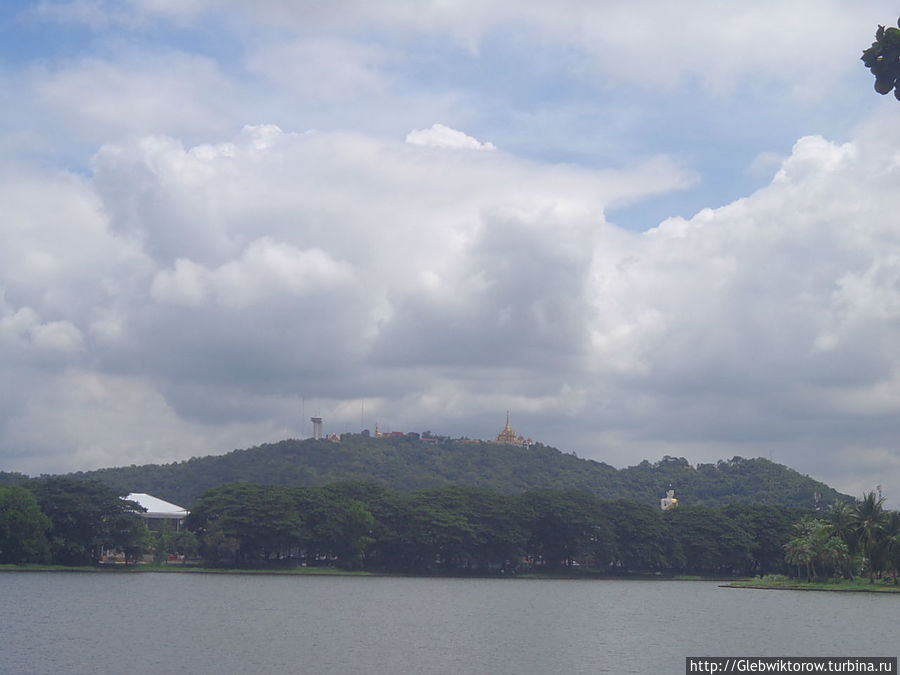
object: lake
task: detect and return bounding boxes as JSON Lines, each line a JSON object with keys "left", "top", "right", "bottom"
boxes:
{"left": 1, "top": 573, "right": 897, "bottom": 674}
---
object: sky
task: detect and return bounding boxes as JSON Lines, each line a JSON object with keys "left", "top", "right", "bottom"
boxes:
{"left": 2, "top": 0, "right": 900, "bottom": 506}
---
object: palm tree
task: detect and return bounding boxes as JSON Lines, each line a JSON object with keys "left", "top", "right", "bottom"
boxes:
{"left": 829, "top": 502, "right": 855, "bottom": 544}
{"left": 784, "top": 536, "right": 813, "bottom": 582}
{"left": 828, "top": 502, "right": 857, "bottom": 579}
{"left": 785, "top": 516, "right": 832, "bottom": 582}
{"left": 882, "top": 510, "right": 900, "bottom": 584}
{"left": 852, "top": 491, "right": 887, "bottom": 583}
{"left": 821, "top": 536, "right": 850, "bottom": 580}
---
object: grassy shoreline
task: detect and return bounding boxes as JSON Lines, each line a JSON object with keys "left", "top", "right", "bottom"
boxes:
{"left": 726, "top": 577, "right": 900, "bottom": 593}
{"left": 0, "top": 564, "right": 745, "bottom": 581}
{"left": 5, "top": 563, "right": 899, "bottom": 591}
{"left": 0, "top": 563, "right": 372, "bottom": 576}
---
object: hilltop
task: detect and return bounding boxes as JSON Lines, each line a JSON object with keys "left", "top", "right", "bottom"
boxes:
{"left": 37, "top": 434, "right": 849, "bottom": 509}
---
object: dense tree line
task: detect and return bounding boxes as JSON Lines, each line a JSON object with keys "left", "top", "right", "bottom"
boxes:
{"left": 0, "top": 473, "right": 837, "bottom": 578}
{"left": 0, "top": 478, "right": 149, "bottom": 565}
{"left": 0, "top": 471, "right": 29, "bottom": 487}
{"left": 0, "top": 485, "right": 51, "bottom": 563}
{"left": 15, "top": 474, "right": 888, "bottom": 580}
{"left": 56, "top": 436, "right": 847, "bottom": 510}
{"left": 184, "top": 481, "right": 803, "bottom": 575}
{"left": 784, "top": 492, "right": 900, "bottom": 584}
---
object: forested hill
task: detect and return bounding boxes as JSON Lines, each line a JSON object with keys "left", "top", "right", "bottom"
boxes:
{"left": 49, "top": 435, "right": 849, "bottom": 509}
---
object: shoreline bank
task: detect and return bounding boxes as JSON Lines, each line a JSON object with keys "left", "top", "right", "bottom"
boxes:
{"left": 0, "top": 564, "right": 738, "bottom": 581}
{"left": 725, "top": 579, "right": 900, "bottom": 594}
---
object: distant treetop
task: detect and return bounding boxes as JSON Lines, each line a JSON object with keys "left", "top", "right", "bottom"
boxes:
{"left": 861, "top": 18, "right": 900, "bottom": 100}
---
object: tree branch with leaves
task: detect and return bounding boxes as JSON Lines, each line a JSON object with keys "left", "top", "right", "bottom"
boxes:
{"left": 862, "top": 19, "right": 900, "bottom": 100}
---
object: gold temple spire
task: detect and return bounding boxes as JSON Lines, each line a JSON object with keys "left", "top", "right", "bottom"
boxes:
{"left": 495, "top": 410, "right": 519, "bottom": 444}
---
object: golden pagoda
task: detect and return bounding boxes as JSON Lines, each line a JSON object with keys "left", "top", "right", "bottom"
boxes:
{"left": 495, "top": 411, "right": 518, "bottom": 444}
{"left": 493, "top": 411, "right": 532, "bottom": 446}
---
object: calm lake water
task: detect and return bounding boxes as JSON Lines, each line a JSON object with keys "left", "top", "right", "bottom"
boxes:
{"left": 1, "top": 573, "right": 897, "bottom": 674}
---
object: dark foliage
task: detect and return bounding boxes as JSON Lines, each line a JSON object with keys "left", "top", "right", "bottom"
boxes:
{"left": 862, "top": 19, "right": 900, "bottom": 100}
{"left": 722, "top": 504, "right": 800, "bottom": 576}
{"left": 25, "top": 477, "right": 147, "bottom": 565}
{"left": 0, "top": 485, "right": 51, "bottom": 563}
{"left": 51, "top": 437, "right": 848, "bottom": 511}
{"left": 784, "top": 494, "right": 900, "bottom": 584}
{"left": 179, "top": 480, "right": 808, "bottom": 575}
{"left": 0, "top": 469, "right": 834, "bottom": 576}
{"left": 0, "top": 471, "right": 30, "bottom": 487}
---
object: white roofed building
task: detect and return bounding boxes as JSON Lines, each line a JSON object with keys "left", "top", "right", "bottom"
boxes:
{"left": 126, "top": 493, "right": 190, "bottom": 532}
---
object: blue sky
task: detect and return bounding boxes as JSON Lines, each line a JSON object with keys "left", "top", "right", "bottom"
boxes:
{"left": 2, "top": 0, "right": 900, "bottom": 505}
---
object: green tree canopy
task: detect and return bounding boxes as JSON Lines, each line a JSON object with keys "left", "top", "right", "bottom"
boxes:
{"left": 852, "top": 491, "right": 888, "bottom": 582}
{"left": 65, "top": 436, "right": 847, "bottom": 510}
{"left": 186, "top": 483, "right": 304, "bottom": 566}
{"left": 862, "top": 19, "right": 900, "bottom": 100}
{"left": 603, "top": 499, "right": 672, "bottom": 572}
{"left": 665, "top": 506, "right": 754, "bottom": 575}
{"left": 26, "top": 477, "right": 145, "bottom": 565}
{"left": 518, "top": 490, "right": 600, "bottom": 568}
{"left": 722, "top": 504, "right": 799, "bottom": 576}
{"left": 0, "top": 485, "right": 51, "bottom": 563}
{"left": 293, "top": 486, "right": 374, "bottom": 568}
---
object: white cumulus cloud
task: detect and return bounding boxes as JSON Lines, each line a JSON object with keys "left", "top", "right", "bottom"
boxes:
{"left": 151, "top": 238, "right": 355, "bottom": 309}
{"left": 406, "top": 123, "right": 496, "bottom": 151}
{"left": 3, "top": 109, "right": 900, "bottom": 502}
